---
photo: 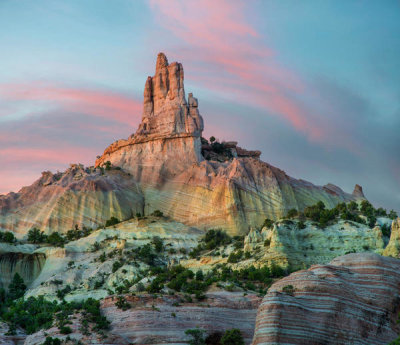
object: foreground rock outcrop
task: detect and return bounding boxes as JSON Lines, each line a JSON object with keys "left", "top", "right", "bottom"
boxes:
{"left": 252, "top": 253, "right": 400, "bottom": 345}
{"left": 21, "top": 292, "right": 260, "bottom": 345}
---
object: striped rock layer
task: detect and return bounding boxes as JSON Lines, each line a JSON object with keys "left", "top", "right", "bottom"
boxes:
{"left": 252, "top": 253, "right": 400, "bottom": 345}
{"left": 22, "top": 292, "right": 261, "bottom": 345}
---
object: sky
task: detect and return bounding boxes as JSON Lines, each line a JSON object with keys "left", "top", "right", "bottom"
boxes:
{"left": 0, "top": 0, "right": 399, "bottom": 212}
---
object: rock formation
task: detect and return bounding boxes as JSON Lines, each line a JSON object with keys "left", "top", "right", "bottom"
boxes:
{"left": 136, "top": 52, "right": 204, "bottom": 140}
{"left": 0, "top": 164, "right": 143, "bottom": 236}
{"left": 0, "top": 53, "right": 365, "bottom": 236}
{"left": 94, "top": 53, "right": 364, "bottom": 235}
{"left": 352, "top": 184, "right": 365, "bottom": 198}
{"left": 21, "top": 292, "right": 260, "bottom": 345}
{"left": 243, "top": 219, "right": 386, "bottom": 269}
{"left": 383, "top": 218, "right": 400, "bottom": 257}
{"left": 0, "top": 244, "right": 45, "bottom": 289}
{"left": 252, "top": 253, "right": 400, "bottom": 345}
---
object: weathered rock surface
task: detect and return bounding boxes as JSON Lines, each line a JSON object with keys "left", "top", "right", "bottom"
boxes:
{"left": 0, "top": 164, "right": 143, "bottom": 236}
{"left": 136, "top": 52, "right": 204, "bottom": 140}
{"left": 94, "top": 53, "right": 364, "bottom": 235}
{"left": 21, "top": 292, "right": 260, "bottom": 345}
{"left": 384, "top": 218, "right": 400, "bottom": 257}
{"left": 22, "top": 217, "right": 202, "bottom": 301}
{"left": 244, "top": 219, "right": 387, "bottom": 269}
{"left": 0, "top": 243, "right": 45, "bottom": 289}
{"left": 252, "top": 253, "right": 400, "bottom": 345}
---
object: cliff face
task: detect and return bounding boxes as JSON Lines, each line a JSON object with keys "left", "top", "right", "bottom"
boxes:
{"left": 0, "top": 164, "right": 144, "bottom": 236}
{"left": 94, "top": 53, "right": 362, "bottom": 235}
{"left": 0, "top": 53, "right": 364, "bottom": 236}
{"left": 0, "top": 244, "right": 45, "bottom": 289}
{"left": 244, "top": 219, "right": 386, "bottom": 269}
{"left": 383, "top": 218, "right": 400, "bottom": 257}
{"left": 252, "top": 253, "right": 400, "bottom": 345}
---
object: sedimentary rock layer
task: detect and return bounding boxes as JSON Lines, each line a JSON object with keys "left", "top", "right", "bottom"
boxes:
{"left": 244, "top": 219, "right": 386, "bottom": 269}
{"left": 23, "top": 292, "right": 261, "bottom": 345}
{"left": 0, "top": 251, "right": 45, "bottom": 289}
{"left": 252, "top": 253, "right": 400, "bottom": 345}
{"left": 0, "top": 164, "right": 143, "bottom": 236}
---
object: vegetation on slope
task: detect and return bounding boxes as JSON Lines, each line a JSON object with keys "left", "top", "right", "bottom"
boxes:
{"left": 279, "top": 200, "right": 397, "bottom": 230}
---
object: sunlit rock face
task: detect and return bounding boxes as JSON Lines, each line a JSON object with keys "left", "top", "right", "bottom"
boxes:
{"left": 136, "top": 52, "right": 204, "bottom": 140}
{"left": 0, "top": 164, "right": 144, "bottom": 236}
{"left": 95, "top": 53, "right": 363, "bottom": 235}
{"left": 252, "top": 253, "right": 400, "bottom": 345}
{"left": 383, "top": 218, "right": 400, "bottom": 257}
{"left": 244, "top": 219, "right": 386, "bottom": 269}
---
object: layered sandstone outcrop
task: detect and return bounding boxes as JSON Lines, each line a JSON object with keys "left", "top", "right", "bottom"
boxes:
{"left": 94, "top": 53, "right": 364, "bottom": 235}
{"left": 22, "top": 293, "right": 260, "bottom": 345}
{"left": 252, "top": 253, "right": 400, "bottom": 345}
{"left": 0, "top": 164, "right": 143, "bottom": 236}
{"left": 243, "top": 219, "right": 386, "bottom": 269}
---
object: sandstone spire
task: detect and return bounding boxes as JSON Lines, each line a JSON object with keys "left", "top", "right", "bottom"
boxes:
{"left": 135, "top": 52, "right": 204, "bottom": 140}
{"left": 352, "top": 184, "right": 365, "bottom": 198}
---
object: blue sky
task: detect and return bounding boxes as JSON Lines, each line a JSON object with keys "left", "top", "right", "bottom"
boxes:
{"left": 0, "top": 0, "right": 399, "bottom": 212}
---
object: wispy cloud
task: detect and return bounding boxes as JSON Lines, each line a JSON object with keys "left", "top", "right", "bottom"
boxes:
{"left": 149, "top": 0, "right": 324, "bottom": 139}
{"left": 0, "top": 82, "right": 142, "bottom": 194}
{"left": 0, "top": 83, "right": 142, "bottom": 126}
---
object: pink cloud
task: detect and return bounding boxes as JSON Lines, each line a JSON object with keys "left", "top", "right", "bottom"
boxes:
{"left": 0, "top": 82, "right": 144, "bottom": 194}
{"left": 0, "top": 83, "right": 142, "bottom": 126}
{"left": 149, "top": 0, "right": 328, "bottom": 141}
{"left": 0, "top": 146, "right": 97, "bottom": 194}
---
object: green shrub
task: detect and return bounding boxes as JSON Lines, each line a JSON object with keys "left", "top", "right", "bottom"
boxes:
{"left": 262, "top": 218, "right": 274, "bottom": 229}
{"left": 46, "top": 232, "right": 65, "bottom": 247}
{"left": 185, "top": 328, "right": 206, "bottom": 345}
{"left": 41, "top": 337, "right": 62, "bottom": 345}
{"left": 115, "top": 296, "right": 131, "bottom": 311}
{"left": 381, "top": 223, "right": 391, "bottom": 237}
{"left": 152, "top": 210, "right": 164, "bottom": 217}
{"left": 220, "top": 329, "right": 244, "bottom": 345}
{"left": 0, "top": 231, "right": 16, "bottom": 243}
{"left": 27, "top": 228, "right": 47, "bottom": 243}
{"left": 59, "top": 325, "right": 72, "bottom": 334}
{"left": 105, "top": 216, "right": 120, "bottom": 227}
{"left": 297, "top": 221, "right": 306, "bottom": 229}
{"left": 227, "top": 250, "right": 243, "bottom": 263}
{"left": 8, "top": 273, "right": 26, "bottom": 300}
{"left": 286, "top": 208, "right": 298, "bottom": 218}
{"left": 205, "top": 332, "right": 223, "bottom": 345}
{"left": 152, "top": 236, "right": 164, "bottom": 252}
{"left": 389, "top": 210, "right": 398, "bottom": 220}
{"left": 282, "top": 285, "right": 295, "bottom": 296}
{"left": 112, "top": 260, "right": 123, "bottom": 273}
